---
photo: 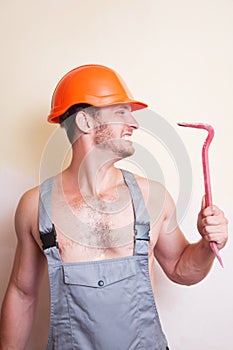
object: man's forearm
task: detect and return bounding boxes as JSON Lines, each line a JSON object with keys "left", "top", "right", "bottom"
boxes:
{"left": 0, "top": 286, "right": 37, "bottom": 350}
{"left": 172, "top": 238, "right": 215, "bottom": 286}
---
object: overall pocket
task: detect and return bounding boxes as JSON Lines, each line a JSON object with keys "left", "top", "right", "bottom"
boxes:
{"left": 62, "top": 257, "right": 141, "bottom": 350}
{"left": 63, "top": 257, "right": 136, "bottom": 288}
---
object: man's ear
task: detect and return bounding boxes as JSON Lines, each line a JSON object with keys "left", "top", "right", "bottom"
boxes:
{"left": 75, "top": 111, "right": 94, "bottom": 133}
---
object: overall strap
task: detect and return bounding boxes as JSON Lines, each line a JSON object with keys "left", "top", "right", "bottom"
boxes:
{"left": 121, "top": 169, "right": 150, "bottom": 256}
{"left": 39, "top": 177, "right": 59, "bottom": 250}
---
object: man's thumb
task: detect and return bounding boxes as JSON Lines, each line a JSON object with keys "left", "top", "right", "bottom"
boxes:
{"left": 201, "top": 195, "right": 206, "bottom": 210}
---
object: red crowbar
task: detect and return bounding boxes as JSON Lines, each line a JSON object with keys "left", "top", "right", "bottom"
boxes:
{"left": 177, "top": 122, "right": 224, "bottom": 268}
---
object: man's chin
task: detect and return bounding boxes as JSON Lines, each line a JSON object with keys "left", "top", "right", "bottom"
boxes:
{"left": 116, "top": 146, "right": 135, "bottom": 159}
{"left": 97, "top": 140, "right": 135, "bottom": 158}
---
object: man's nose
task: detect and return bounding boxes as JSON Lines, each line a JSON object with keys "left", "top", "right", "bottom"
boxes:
{"left": 126, "top": 113, "right": 139, "bottom": 130}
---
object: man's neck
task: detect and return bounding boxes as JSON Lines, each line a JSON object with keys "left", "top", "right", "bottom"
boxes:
{"left": 62, "top": 143, "right": 124, "bottom": 198}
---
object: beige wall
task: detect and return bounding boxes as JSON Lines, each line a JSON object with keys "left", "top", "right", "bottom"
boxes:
{"left": 1, "top": 0, "right": 232, "bottom": 349}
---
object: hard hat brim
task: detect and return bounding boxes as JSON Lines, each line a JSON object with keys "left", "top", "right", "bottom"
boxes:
{"left": 48, "top": 100, "right": 148, "bottom": 124}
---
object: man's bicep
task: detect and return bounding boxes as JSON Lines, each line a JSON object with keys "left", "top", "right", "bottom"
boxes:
{"left": 9, "top": 237, "right": 46, "bottom": 298}
{"left": 153, "top": 191, "right": 189, "bottom": 279}
{"left": 154, "top": 226, "right": 189, "bottom": 276}
{"left": 9, "top": 191, "right": 46, "bottom": 297}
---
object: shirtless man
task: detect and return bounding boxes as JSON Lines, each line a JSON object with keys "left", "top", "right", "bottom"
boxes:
{"left": 0, "top": 64, "right": 228, "bottom": 350}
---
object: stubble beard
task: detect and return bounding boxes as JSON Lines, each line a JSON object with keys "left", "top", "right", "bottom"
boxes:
{"left": 94, "top": 124, "right": 135, "bottom": 159}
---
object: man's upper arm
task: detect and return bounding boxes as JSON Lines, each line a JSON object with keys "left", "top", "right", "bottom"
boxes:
{"left": 9, "top": 188, "right": 46, "bottom": 298}
{"left": 153, "top": 188, "right": 190, "bottom": 282}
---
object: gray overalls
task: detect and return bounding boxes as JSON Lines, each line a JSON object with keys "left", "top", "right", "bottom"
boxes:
{"left": 39, "top": 170, "right": 169, "bottom": 350}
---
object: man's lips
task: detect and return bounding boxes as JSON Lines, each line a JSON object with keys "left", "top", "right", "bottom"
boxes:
{"left": 121, "top": 132, "right": 133, "bottom": 140}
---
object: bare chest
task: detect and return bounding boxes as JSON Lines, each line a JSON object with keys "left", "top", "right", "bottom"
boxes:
{"left": 36, "top": 179, "right": 162, "bottom": 264}
{"left": 52, "top": 189, "right": 138, "bottom": 262}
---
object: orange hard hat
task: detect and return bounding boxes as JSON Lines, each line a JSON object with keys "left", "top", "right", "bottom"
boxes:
{"left": 48, "top": 64, "right": 148, "bottom": 123}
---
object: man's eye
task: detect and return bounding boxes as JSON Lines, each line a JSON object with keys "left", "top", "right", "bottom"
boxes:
{"left": 117, "top": 110, "right": 126, "bottom": 115}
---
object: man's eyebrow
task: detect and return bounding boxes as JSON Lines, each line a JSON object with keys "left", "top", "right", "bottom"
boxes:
{"left": 114, "top": 105, "right": 130, "bottom": 110}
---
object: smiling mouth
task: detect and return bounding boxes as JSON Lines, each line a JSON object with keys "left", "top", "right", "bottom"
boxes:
{"left": 121, "top": 133, "right": 132, "bottom": 141}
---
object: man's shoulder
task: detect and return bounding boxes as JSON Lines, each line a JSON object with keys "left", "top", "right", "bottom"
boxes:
{"left": 133, "top": 172, "right": 167, "bottom": 197}
{"left": 18, "top": 176, "right": 54, "bottom": 205}
{"left": 132, "top": 172, "right": 171, "bottom": 223}
{"left": 15, "top": 186, "right": 40, "bottom": 232}
{"left": 19, "top": 186, "right": 40, "bottom": 207}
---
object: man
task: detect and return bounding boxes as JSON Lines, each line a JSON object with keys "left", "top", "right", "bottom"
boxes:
{"left": 0, "top": 64, "right": 228, "bottom": 350}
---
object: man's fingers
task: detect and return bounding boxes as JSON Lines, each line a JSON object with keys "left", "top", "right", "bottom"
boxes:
{"left": 202, "top": 215, "right": 228, "bottom": 226}
{"left": 202, "top": 231, "right": 227, "bottom": 249}
{"left": 203, "top": 224, "right": 227, "bottom": 235}
{"left": 202, "top": 205, "right": 223, "bottom": 217}
{"left": 198, "top": 203, "right": 228, "bottom": 251}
